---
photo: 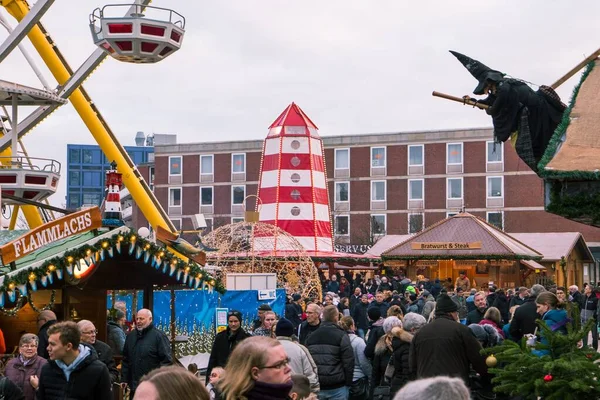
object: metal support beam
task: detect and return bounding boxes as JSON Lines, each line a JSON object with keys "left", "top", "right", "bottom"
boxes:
{"left": 0, "top": 0, "right": 55, "bottom": 64}
{"left": 10, "top": 94, "right": 17, "bottom": 157}
{"left": 2, "top": 193, "right": 74, "bottom": 214}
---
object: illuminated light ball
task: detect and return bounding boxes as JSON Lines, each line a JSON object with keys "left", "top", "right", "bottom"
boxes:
{"left": 130, "top": 235, "right": 137, "bottom": 242}
{"left": 8, "top": 282, "right": 15, "bottom": 290}
{"left": 118, "top": 235, "right": 124, "bottom": 242}
{"left": 138, "top": 227, "right": 150, "bottom": 238}
{"left": 29, "top": 273, "right": 36, "bottom": 281}
{"left": 86, "top": 249, "right": 92, "bottom": 256}
{"left": 102, "top": 242, "right": 109, "bottom": 248}
{"left": 67, "top": 256, "right": 74, "bottom": 263}
{"left": 185, "top": 267, "right": 190, "bottom": 272}
{"left": 48, "top": 265, "right": 56, "bottom": 271}
{"left": 144, "top": 244, "right": 151, "bottom": 250}
{"left": 159, "top": 251, "right": 165, "bottom": 257}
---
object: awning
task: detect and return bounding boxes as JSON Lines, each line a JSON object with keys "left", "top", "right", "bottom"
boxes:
{"left": 521, "top": 259, "right": 546, "bottom": 271}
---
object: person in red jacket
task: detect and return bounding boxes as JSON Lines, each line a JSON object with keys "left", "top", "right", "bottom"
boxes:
{"left": 0, "top": 328, "right": 6, "bottom": 354}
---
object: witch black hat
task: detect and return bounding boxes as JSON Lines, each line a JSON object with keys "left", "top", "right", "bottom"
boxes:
{"left": 450, "top": 50, "right": 505, "bottom": 95}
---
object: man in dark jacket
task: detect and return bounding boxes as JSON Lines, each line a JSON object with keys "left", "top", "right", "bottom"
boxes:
{"left": 0, "top": 376, "right": 24, "bottom": 400}
{"left": 122, "top": 309, "right": 172, "bottom": 396}
{"left": 509, "top": 287, "right": 528, "bottom": 308}
{"left": 285, "top": 294, "right": 304, "bottom": 330}
{"left": 37, "top": 321, "right": 111, "bottom": 399}
{"left": 369, "top": 291, "right": 389, "bottom": 317}
{"left": 298, "top": 303, "right": 321, "bottom": 345}
{"left": 466, "top": 291, "right": 488, "bottom": 325}
{"left": 36, "top": 310, "right": 57, "bottom": 359}
{"left": 510, "top": 284, "right": 546, "bottom": 342}
{"left": 352, "top": 294, "right": 370, "bottom": 339}
{"left": 77, "top": 320, "right": 119, "bottom": 383}
{"left": 410, "top": 294, "right": 487, "bottom": 383}
{"left": 364, "top": 307, "right": 385, "bottom": 360}
{"left": 306, "top": 305, "right": 354, "bottom": 399}
{"left": 206, "top": 309, "right": 249, "bottom": 384}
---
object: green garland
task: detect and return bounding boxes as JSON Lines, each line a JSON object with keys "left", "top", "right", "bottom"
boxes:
{"left": 538, "top": 60, "right": 598, "bottom": 179}
{"left": 382, "top": 254, "right": 542, "bottom": 261}
{"left": 0, "top": 229, "right": 225, "bottom": 300}
{"left": 546, "top": 181, "right": 600, "bottom": 225}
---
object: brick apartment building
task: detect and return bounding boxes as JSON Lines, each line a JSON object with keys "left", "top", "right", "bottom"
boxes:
{"left": 128, "top": 127, "right": 600, "bottom": 248}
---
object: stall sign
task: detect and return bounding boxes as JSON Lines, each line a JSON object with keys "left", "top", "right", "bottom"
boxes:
{"left": 411, "top": 242, "right": 482, "bottom": 250}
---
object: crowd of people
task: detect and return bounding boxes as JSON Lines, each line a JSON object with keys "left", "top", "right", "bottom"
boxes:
{"left": 0, "top": 272, "right": 596, "bottom": 399}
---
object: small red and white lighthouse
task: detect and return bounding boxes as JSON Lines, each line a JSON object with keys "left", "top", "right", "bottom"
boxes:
{"left": 104, "top": 161, "right": 123, "bottom": 220}
{"left": 256, "top": 103, "right": 333, "bottom": 252}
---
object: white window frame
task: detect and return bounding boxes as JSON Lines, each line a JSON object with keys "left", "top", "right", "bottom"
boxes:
{"left": 408, "top": 213, "right": 424, "bottom": 234}
{"left": 168, "top": 156, "right": 182, "bottom": 176}
{"left": 168, "top": 187, "right": 182, "bottom": 207}
{"left": 231, "top": 217, "right": 245, "bottom": 224}
{"left": 171, "top": 218, "right": 182, "bottom": 231}
{"left": 446, "top": 177, "right": 463, "bottom": 200}
{"left": 487, "top": 176, "right": 504, "bottom": 199}
{"left": 446, "top": 143, "right": 463, "bottom": 165}
{"left": 231, "top": 185, "right": 246, "bottom": 205}
{"left": 200, "top": 154, "right": 214, "bottom": 175}
{"left": 408, "top": 144, "right": 424, "bottom": 167}
{"left": 335, "top": 181, "right": 350, "bottom": 203}
{"left": 231, "top": 153, "right": 246, "bottom": 174}
{"left": 371, "top": 180, "right": 386, "bottom": 202}
{"left": 334, "top": 148, "right": 350, "bottom": 170}
{"left": 370, "top": 214, "right": 386, "bottom": 236}
{"left": 371, "top": 146, "right": 386, "bottom": 168}
{"left": 334, "top": 215, "right": 350, "bottom": 236}
{"left": 200, "top": 186, "right": 214, "bottom": 206}
{"left": 486, "top": 141, "right": 503, "bottom": 164}
{"left": 408, "top": 179, "right": 424, "bottom": 201}
{"left": 486, "top": 211, "right": 504, "bottom": 230}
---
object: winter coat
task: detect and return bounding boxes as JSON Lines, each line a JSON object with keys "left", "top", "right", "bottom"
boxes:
{"left": 4, "top": 355, "right": 46, "bottom": 400}
{"left": 364, "top": 318, "right": 385, "bottom": 360}
{"left": 492, "top": 293, "right": 510, "bottom": 323}
{"left": 0, "top": 376, "right": 24, "bottom": 400}
{"left": 509, "top": 295, "right": 525, "bottom": 308}
{"left": 466, "top": 307, "right": 487, "bottom": 325}
{"left": 285, "top": 302, "right": 303, "bottom": 329}
{"left": 532, "top": 309, "right": 568, "bottom": 357}
{"left": 479, "top": 319, "right": 505, "bottom": 338}
{"left": 581, "top": 293, "right": 598, "bottom": 323}
{"left": 276, "top": 337, "right": 320, "bottom": 392}
{"left": 368, "top": 301, "right": 389, "bottom": 319}
{"left": 348, "top": 333, "right": 371, "bottom": 381}
{"left": 486, "top": 292, "right": 497, "bottom": 308}
{"left": 390, "top": 327, "right": 414, "bottom": 396}
{"left": 298, "top": 321, "right": 320, "bottom": 346}
{"left": 430, "top": 280, "right": 442, "bottom": 299}
{"left": 206, "top": 327, "right": 249, "bottom": 383}
{"left": 106, "top": 321, "right": 126, "bottom": 356}
{"left": 509, "top": 296, "right": 539, "bottom": 342}
{"left": 451, "top": 294, "right": 468, "bottom": 320}
{"left": 409, "top": 314, "right": 487, "bottom": 383}
{"left": 421, "top": 300, "right": 436, "bottom": 320}
{"left": 352, "top": 302, "right": 370, "bottom": 332}
{"left": 327, "top": 280, "right": 340, "bottom": 294}
{"left": 37, "top": 320, "right": 57, "bottom": 359}
{"left": 91, "top": 339, "right": 119, "bottom": 383}
{"left": 370, "top": 333, "right": 392, "bottom": 398}
{"left": 306, "top": 321, "right": 354, "bottom": 390}
{"left": 37, "top": 346, "right": 111, "bottom": 400}
{"left": 121, "top": 324, "right": 173, "bottom": 393}
{"left": 466, "top": 295, "right": 476, "bottom": 313}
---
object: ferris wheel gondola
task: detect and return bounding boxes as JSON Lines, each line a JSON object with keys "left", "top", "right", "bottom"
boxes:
{"left": 89, "top": 3, "right": 185, "bottom": 64}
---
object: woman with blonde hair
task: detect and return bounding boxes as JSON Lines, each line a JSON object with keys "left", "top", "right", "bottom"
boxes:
{"left": 217, "top": 336, "right": 293, "bottom": 400}
{"left": 479, "top": 306, "right": 505, "bottom": 338}
{"left": 133, "top": 365, "right": 210, "bottom": 400}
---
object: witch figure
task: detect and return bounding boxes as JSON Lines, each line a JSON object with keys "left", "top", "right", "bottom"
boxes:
{"left": 451, "top": 50, "right": 566, "bottom": 171}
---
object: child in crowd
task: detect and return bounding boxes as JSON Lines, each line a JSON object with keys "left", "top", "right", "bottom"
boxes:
{"left": 290, "top": 374, "right": 317, "bottom": 400}
{"left": 206, "top": 366, "right": 224, "bottom": 399}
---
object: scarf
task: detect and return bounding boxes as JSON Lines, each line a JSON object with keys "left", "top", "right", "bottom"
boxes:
{"left": 19, "top": 354, "right": 35, "bottom": 366}
{"left": 244, "top": 380, "right": 293, "bottom": 400}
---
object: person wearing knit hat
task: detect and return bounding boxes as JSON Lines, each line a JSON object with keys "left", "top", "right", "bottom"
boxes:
{"left": 274, "top": 318, "right": 320, "bottom": 393}
{"left": 206, "top": 309, "right": 249, "bottom": 384}
{"left": 364, "top": 306, "right": 385, "bottom": 360}
{"left": 410, "top": 295, "right": 487, "bottom": 383}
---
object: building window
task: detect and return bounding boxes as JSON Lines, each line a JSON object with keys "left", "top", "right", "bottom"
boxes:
{"left": 487, "top": 141, "right": 503, "bottom": 163}
{"left": 169, "top": 188, "right": 181, "bottom": 206}
{"left": 232, "top": 217, "right": 245, "bottom": 224}
{"left": 335, "top": 148, "right": 349, "bottom": 169}
{"left": 447, "top": 178, "right": 463, "bottom": 199}
{"left": 171, "top": 218, "right": 182, "bottom": 231}
{"left": 82, "top": 149, "right": 94, "bottom": 164}
{"left": 69, "top": 171, "right": 80, "bottom": 186}
{"left": 169, "top": 156, "right": 182, "bottom": 175}
{"left": 371, "top": 181, "right": 386, "bottom": 201}
{"left": 68, "top": 193, "right": 80, "bottom": 208}
{"left": 447, "top": 143, "right": 463, "bottom": 165}
{"left": 487, "top": 177, "right": 503, "bottom": 198}
{"left": 201, "top": 187, "right": 213, "bottom": 206}
{"left": 335, "top": 215, "right": 349, "bottom": 236}
{"left": 371, "top": 147, "right": 386, "bottom": 168}
{"left": 82, "top": 191, "right": 102, "bottom": 205}
{"left": 408, "top": 145, "right": 424, "bottom": 166}
{"left": 408, "top": 179, "right": 424, "bottom": 200}
{"left": 408, "top": 213, "right": 424, "bottom": 234}
{"left": 371, "top": 215, "right": 386, "bottom": 236}
{"left": 335, "top": 182, "right": 349, "bottom": 202}
{"left": 232, "top": 185, "right": 245, "bottom": 205}
{"left": 232, "top": 153, "right": 246, "bottom": 173}
{"left": 148, "top": 167, "right": 155, "bottom": 191}
{"left": 69, "top": 148, "right": 81, "bottom": 163}
{"left": 82, "top": 171, "right": 102, "bottom": 187}
{"left": 201, "top": 155, "right": 213, "bottom": 175}
{"left": 487, "top": 212, "right": 503, "bottom": 230}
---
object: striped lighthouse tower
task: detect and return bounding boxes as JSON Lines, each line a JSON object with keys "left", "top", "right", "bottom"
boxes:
{"left": 104, "top": 161, "right": 123, "bottom": 220}
{"left": 256, "top": 103, "right": 333, "bottom": 252}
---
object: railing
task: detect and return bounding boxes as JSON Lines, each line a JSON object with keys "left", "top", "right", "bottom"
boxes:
{"left": 90, "top": 3, "right": 186, "bottom": 35}
{"left": 0, "top": 156, "right": 61, "bottom": 173}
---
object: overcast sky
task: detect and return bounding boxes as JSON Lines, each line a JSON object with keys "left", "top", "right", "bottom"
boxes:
{"left": 0, "top": 1, "right": 598, "bottom": 207}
